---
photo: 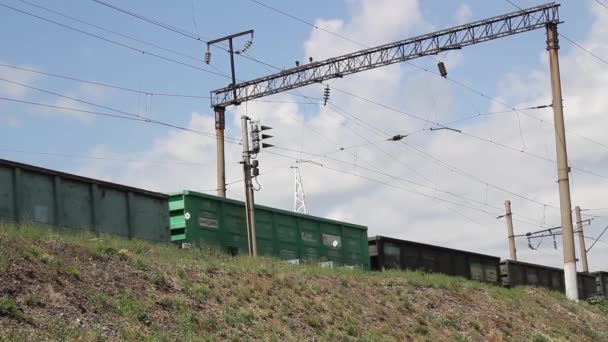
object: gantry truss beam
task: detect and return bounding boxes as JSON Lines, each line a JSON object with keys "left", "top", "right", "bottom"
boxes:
{"left": 210, "top": 2, "right": 560, "bottom": 107}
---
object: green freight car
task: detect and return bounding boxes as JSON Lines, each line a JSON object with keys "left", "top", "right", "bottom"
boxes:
{"left": 169, "top": 190, "right": 370, "bottom": 268}
{"left": 0, "top": 159, "right": 170, "bottom": 242}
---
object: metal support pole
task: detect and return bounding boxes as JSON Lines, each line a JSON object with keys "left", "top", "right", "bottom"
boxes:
{"left": 240, "top": 116, "right": 257, "bottom": 256}
{"left": 215, "top": 106, "right": 226, "bottom": 198}
{"left": 575, "top": 206, "right": 589, "bottom": 273}
{"left": 546, "top": 23, "right": 578, "bottom": 301}
{"left": 505, "top": 200, "right": 517, "bottom": 261}
{"left": 228, "top": 38, "right": 238, "bottom": 103}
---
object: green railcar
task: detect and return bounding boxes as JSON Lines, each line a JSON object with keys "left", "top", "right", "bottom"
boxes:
{"left": 169, "top": 190, "right": 370, "bottom": 268}
{"left": 0, "top": 159, "right": 169, "bottom": 242}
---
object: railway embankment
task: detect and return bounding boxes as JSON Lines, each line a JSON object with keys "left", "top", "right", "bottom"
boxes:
{"left": 1, "top": 225, "right": 607, "bottom": 341}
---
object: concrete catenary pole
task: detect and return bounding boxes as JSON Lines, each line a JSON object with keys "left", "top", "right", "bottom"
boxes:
{"left": 504, "top": 200, "right": 517, "bottom": 261}
{"left": 240, "top": 115, "right": 257, "bottom": 256}
{"left": 575, "top": 206, "right": 589, "bottom": 273}
{"left": 215, "top": 106, "right": 226, "bottom": 198}
{"left": 546, "top": 23, "right": 578, "bottom": 300}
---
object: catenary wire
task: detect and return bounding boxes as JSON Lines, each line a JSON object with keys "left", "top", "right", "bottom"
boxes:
{"left": 0, "top": 96, "right": 241, "bottom": 143}
{"left": 18, "top": 0, "right": 218, "bottom": 67}
{"left": 320, "top": 98, "right": 565, "bottom": 225}
{"left": 593, "top": 0, "right": 608, "bottom": 9}
{"left": 265, "top": 149, "right": 510, "bottom": 221}
{"left": 0, "top": 77, "right": 241, "bottom": 143}
{"left": 91, "top": 0, "right": 284, "bottom": 72}
{"left": 0, "top": 148, "right": 213, "bottom": 167}
{"left": 0, "top": 61, "right": 318, "bottom": 105}
{"left": 0, "top": 2, "right": 230, "bottom": 78}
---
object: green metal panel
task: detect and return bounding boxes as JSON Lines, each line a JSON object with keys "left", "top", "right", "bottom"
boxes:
{"left": 0, "top": 166, "right": 15, "bottom": 222}
{"left": 170, "top": 190, "right": 370, "bottom": 268}
{"left": 21, "top": 170, "right": 56, "bottom": 225}
{"left": 0, "top": 159, "right": 169, "bottom": 242}
{"left": 130, "top": 193, "right": 170, "bottom": 242}
{"left": 61, "top": 179, "right": 94, "bottom": 231}
{"left": 94, "top": 188, "right": 129, "bottom": 236}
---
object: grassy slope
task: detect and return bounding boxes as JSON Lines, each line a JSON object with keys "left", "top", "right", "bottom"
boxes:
{"left": 0, "top": 225, "right": 607, "bottom": 342}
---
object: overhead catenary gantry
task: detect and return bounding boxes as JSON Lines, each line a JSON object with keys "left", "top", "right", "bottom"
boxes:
{"left": 209, "top": 2, "right": 581, "bottom": 300}
{"left": 210, "top": 3, "right": 559, "bottom": 106}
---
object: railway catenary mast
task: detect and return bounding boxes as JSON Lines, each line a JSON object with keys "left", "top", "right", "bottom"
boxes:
{"left": 211, "top": 3, "right": 580, "bottom": 300}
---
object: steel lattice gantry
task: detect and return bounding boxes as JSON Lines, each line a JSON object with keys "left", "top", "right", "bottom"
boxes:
{"left": 210, "top": 2, "right": 560, "bottom": 107}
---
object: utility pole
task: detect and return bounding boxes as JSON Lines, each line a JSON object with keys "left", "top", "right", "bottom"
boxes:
{"left": 504, "top": 200, "right": 517, "bottom": 261}
{"left": 239, "top": 116, "right": 273, "bottom": 257}
{"left": 240, "top": 115, "right": 257, "bottom": 256}
{"left": 546, "top": 23, "right": 578, "bottom": 301}
{"left": 575, "top": 206, "right": 589, "bottom": 273}
{"left": 206, "top": 30, "right": 254, "bottom": 198}
{"left": 215, "top": 106, "right": 226, "bottom": 197}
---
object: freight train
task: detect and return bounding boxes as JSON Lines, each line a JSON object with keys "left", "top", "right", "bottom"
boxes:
{"left": 0, "top": 158, "right": 606, "bottom": 299}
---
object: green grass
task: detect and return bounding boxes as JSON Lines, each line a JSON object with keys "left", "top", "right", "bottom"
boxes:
{"left": 0, "top": 298, "right": 25, "bottom": 320}
{"left": 0, "top": 223, "right": 607, "bottom": 341}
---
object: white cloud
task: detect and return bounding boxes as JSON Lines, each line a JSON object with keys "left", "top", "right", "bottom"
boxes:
{"left": 454, "top": 3, "right": 473, "bottom": 24}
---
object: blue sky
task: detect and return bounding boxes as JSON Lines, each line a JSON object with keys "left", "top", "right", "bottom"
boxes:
{"left": 1, "top": 0, "right": 608, "bottom": 270}
{"left": 0, "top": 0, "right": 592, "bottom": 167}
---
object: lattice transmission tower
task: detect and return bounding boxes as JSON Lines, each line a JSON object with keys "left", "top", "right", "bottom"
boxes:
{"left": 291, "top": 166, "right": 308, "bottom": 214}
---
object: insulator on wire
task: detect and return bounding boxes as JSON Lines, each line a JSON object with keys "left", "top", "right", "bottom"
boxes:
{"left": 204, "top": 50, "right": 211, "bottom": 65}
{"left": 295, "top": 61, "right": 300, "bottom": 67}
{"left": 437, "top": 61, "right": 447, "bottom": 78}
{"left": 323, "top": 85, "right": 330, "bottom": 106}
{"left": 241, "top": 40, "right": 253, "bottom": 53}
{"left": 553, "top": 234, "right": 558, "bottom": 249}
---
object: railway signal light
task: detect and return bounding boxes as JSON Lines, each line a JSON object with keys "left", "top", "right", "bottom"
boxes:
{"left": 250, "top": 122, "right": 274, "bottom": 154}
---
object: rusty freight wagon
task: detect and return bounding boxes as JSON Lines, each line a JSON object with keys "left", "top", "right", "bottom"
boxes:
{"left": 0, "top": 159, "right": 170, "bottom": 242}
{"left": 368, "top": 236, "right": 500, "bottom": 283}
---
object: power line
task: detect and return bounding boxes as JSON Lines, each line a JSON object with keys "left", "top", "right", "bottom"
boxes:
{"left": 245, "top": 0, "right": 367, "bottom": 49}
{"left": 0, "top": 62, "right": 319, "bottom": 105}
{"left": 593, "top": 0, "right": 608, "bottom": 9}
{"left": 0, "top": 147, "right": 212, "bottom": 167}
{"left": 0, "top": 96, "right": 148, "bottom": 122}
{"left": 329, "top": 84, "right": 608, "bottom": 180}
{"left": 265, "top": 149, "right": 504, "bottom": 220}
{"left": 0, "top": 96, "right": 241, "bottom": 143}
{"left": 587, "top": 225, "right": 608, "bottom": 252}
{"left": 92, "top": 0, "right": 203, "bottom": 41}
{"left": 0, "top": 76, "right": 247, "bottom": 143}
{"left": 0, "top": 2, "right": 229, "bottom": 78}
{"left": 321, "top": 96, "right": 564, "bottom": 222}
{"left": 91, "top": 0, "right": 283, "bottom": 72}
{"left": 17, "top": 0, "right": 217, "bottom": 68}
{"left": 271, "top": 144, "right": 551, "bottom": 228}
{"left": 0, "top": 62, "right": 210, "bottom": 99}
{"left": 399, "top": 141, "right": 559, "bottom": 210}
